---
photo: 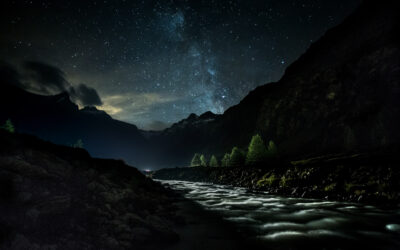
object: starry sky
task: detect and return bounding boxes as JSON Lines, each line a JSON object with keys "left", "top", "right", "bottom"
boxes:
{"left": 0, "top": 0, "right": 361, "bottom": 130}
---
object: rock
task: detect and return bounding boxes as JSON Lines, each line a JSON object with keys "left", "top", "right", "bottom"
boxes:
{"left": 18, "top": 192, "right": 32, "bottom": 202}
{"left": 10, "top": 234, "right": 31, "bottom": 250}
{"left": 26, "top": 208, "right": 40, "bottom": 222}
{"left": 131, "top": 227, "right": 152, "bottom": 241}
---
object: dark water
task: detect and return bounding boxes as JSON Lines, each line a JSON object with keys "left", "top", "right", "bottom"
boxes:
{"left": 160, "top": 180, "right": 400, "bottom": 250}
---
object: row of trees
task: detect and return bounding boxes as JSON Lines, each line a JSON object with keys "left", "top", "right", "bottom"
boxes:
{"left": 191, "top": 153, "right": 219, "bottom": 167}
{"left": 190, "top": 134, "right": 277, "bottom": 167}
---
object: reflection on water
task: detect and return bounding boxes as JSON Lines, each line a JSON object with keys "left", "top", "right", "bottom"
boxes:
{"left": 160, "top": 180, "right": 400, "bottom": 250}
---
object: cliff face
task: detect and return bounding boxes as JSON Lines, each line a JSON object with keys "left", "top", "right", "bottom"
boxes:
{"left": 245, "top": 0, "right": 400, "bottom": 158}
{"left": 156, "top": 0, "right": 400, "bottom": 164}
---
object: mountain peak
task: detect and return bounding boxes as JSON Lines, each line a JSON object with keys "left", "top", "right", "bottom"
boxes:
{"left": 80, "top": 106, "right": 111, "bottom": 118}
{"left": 199, "top": 111, "right": 217, "bottom": 119}
{"left": 187, "top": 113, "right": 198, "bottom": 120}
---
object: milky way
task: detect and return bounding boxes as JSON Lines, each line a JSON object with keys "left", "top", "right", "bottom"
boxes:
{"left": 0, "top": 0, "right": 361, "bottom": 130}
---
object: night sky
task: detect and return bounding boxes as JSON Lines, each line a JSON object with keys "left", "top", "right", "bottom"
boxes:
{"left": 0, "top": 0, "right": 361, "bottom": 130}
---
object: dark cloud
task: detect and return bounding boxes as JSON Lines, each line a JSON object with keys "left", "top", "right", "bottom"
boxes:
{"left": 69, "top": 84, "right": 103, "bottom": 106}
{"left": 1, "top": 60, "right": 102, "bottom": 107}
{"left": 23, "top": 61, "right": 68, "bottom": 94}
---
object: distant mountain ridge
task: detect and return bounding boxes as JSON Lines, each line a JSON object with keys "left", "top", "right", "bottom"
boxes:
{"left": 0, "top": 84, "right": 148, "bottom": 166}
{"left": 1, "top": 0, "right": 399, "bottom": 169}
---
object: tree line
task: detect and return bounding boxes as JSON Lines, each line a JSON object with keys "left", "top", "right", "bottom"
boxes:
{"left": 190, "top": 134, "right": 277, "bottom": 167}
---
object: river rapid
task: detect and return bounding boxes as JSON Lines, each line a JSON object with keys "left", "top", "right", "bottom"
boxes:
{"left": 159, "top": 180, "right": 400, "bottom": 250}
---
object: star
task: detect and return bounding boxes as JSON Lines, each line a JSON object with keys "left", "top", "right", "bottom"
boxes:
{"left": 0, "top": 0, "right": 362, "bottom": 129}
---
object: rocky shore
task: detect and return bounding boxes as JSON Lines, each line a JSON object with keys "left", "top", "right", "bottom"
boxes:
{"left": 154, "top": 150, "right": 400, "bottom": 206}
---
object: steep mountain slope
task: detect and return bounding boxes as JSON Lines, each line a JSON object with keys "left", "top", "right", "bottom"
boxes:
{"left": 151, "top": 0, "right": 400, "bottom": 165}
{"left": 230, "top": 0, "right": 400, "bottom": 158}
{"left": 0, "top": 84, "right": 149, "bottom": 166}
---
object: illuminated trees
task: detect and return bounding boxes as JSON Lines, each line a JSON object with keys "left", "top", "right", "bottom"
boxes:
{"left": 229, "top": 147, "right": 245, "bottom": 166}
{"left": 190, "top": 153, "right": 201, "bottom": 167}
{"left": 210, "top": 155, "right": 219, "bottom": 167}
{"left": 190, "top": 136, "right": 277, "bottom": 168}
{"left": 221, "top": 153, "right": 230, "bottom": 167}
{"left": 246, "top": 134, "right": 268, "bottom": 165}
{"left": 200, "top": 154, "right": 207, "bottom": 167}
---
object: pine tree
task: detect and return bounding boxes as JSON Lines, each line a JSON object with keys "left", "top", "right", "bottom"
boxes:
{"left": 190, "top": 153, "right": 201, "bottom": 167}
{"left": 221, "top": 153, "right": 230, "bottom": 167}
{"left": 1, "top": 119, "right": 15, "bottom": 133}
{"left": 229, "top": 147, "right": 245, "bottom": 167}
{"left": 246, "top": 134, "right": 268, "bottom": 165}
{"left": 200, "top": 154, "right": 207, "bottom": 167}
{"left": 209, "top": 155, "right": 219, "bottom": 167}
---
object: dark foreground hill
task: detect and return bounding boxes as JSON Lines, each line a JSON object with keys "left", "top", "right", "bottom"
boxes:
{"left": 0, "top": 130, "right": 181, "bottom": 249}
{"left": 0, "top": 131, "right": 250, "bottom": 250}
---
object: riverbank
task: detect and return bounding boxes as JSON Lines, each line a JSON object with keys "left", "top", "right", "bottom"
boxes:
{"left": 163, "top": 192, "right": 256, "bottom": 250}
{"left": 153, "top": 151, "right": 400, "bottom": 206}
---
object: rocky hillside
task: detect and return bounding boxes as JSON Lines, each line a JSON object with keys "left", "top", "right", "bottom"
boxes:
{"left": 151, "top": 0, "right": 400, "bottom": 165}
{"left": 0, "top": 130, "right": 180, "bottom": 249}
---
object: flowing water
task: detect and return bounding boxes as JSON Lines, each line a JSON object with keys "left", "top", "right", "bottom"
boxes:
{"left": 160, "top": 180, "right": 400, "bottom": 250}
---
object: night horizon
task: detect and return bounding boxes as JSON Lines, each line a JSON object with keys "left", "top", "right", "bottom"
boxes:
{"left": 1, "top": 0, "right": 361, "bottom": 130}
{"left": 1, "top": 1, "right": 400, "bottom": 249}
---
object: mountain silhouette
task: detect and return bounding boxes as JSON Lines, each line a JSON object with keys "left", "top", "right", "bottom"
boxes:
{"left": 1, "top": 0, "right": 399, "bottom": 169}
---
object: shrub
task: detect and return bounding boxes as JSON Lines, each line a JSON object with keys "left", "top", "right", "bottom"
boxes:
{"left": 265, "top": 174, "right": 279, "bottom": 186}
{"left": 256, "top": 173, "right": 280, "bottom": 187}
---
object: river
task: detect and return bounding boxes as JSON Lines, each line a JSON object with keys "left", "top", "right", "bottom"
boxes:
{"left": 159, "top": 180, "right": 400, "bottom": 250}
